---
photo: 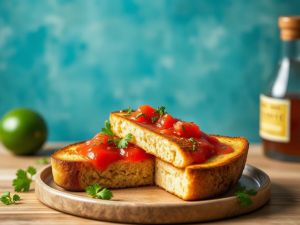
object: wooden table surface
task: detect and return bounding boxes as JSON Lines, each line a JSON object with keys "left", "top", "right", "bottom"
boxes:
{"left": 0, "top": 143, "right": 299, "bottom": 225}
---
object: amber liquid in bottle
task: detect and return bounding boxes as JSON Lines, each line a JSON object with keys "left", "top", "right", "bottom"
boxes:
{"left": 261, "top": 30, "right": 300, "bottom": 161}
{"left": 262, "top": 95, "right": 300, "bottom": 161}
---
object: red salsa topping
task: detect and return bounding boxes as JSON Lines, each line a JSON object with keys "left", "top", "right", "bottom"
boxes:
{"left": 77, "top": 133, "right": 153, "bottom": 171}
{"left": 129, "top": 105, "right": 234, "bottom": 163}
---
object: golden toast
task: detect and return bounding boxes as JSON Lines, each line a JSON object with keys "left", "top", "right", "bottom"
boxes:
{"left": 110, "top": 112, "right": 248, "bottom": 168}
{"left": 155, "top": 136, "right": 248, "bottom": 200}
{"left": 51, "top": 142, "right": 154, "bottom": 191}
{"left": 51, "top": 108, "right": 248, "bottom": 201}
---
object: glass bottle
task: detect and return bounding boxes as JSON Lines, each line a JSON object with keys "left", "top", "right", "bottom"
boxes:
{"left": 260, "top": 16, "right": 300, "bottom": 162}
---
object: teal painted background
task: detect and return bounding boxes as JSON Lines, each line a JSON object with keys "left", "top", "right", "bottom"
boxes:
{"left": 1, "top": 0, "right": 300, "bottom": 142}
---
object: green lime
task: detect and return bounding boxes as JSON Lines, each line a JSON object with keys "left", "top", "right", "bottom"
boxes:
{"left": 0, "top": 108, "right": 47, "bottom": 155}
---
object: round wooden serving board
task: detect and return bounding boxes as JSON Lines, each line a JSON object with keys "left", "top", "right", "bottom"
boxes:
{"left": 35, "top": 164, "right": 271, "bottom": 224}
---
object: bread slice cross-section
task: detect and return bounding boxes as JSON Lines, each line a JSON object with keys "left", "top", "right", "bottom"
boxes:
{"left": 51, "top": 142, "right": 154, "bottom": 191}
{"left": 155, "top": 136, "right": 248, "bottom": 200}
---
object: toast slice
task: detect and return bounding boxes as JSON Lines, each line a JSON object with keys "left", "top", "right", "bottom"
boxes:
{"left": 51, "top": 142, "right": 154, "bottom": 191}
{"left": 110, "top": 112, "right": 238, "bottom": 168}
{"left": 155, "top": 136, "right": 248, "bottom": 200}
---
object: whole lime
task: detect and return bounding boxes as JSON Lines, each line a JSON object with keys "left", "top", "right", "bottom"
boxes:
{"left": 0, "top": 108, "right": 47, "bottom": 155}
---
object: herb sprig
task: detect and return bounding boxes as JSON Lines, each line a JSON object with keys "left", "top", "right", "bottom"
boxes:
{"left": 12, "top": 166, "right": 36, "bottom": 192}
{"left": 101, "top": 120, "right": 114, "bottom": 137}
{"left": 121, "top": 107, "right": 133, "bottom": 116}
{"left": 235, "top": 185, "right": 257, "bottom": 207}
{"left": 0, "top": 192, "right": 21, "bottom": 205}
{"left": 155, "top": 106, "right": 166, "bottom": 117}
{"left": 188, "top": 138, "right": 198, "bottom": 151}
{"left": 114, "top": 133, "right": 133, "bottom": 149}
{"left": 100, "top": 121, "right": 133, "bottom": 149}
{"left": 135, "top": 112, "right": 145, "bottom": 119}
{"left": 85, "top": 184, "right": 113, "bottom": 200}
{"left": 151, "top": 106, "right": 167, "bottom": 124}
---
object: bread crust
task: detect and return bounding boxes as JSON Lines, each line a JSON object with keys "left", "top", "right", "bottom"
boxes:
{"left": 52, "top": 113, "right": 248, "bottom": 201}
{"left": 155, "top": 136, "right": 248, "bottom": 200}
{"left": 51, "top": 142, "right": 154, "bottom": 191}
{"left": 110, "top": 112, "right": 246, "bottom": 168}
{"left": 110, "top": 112, "right": 196, "bottom": 168}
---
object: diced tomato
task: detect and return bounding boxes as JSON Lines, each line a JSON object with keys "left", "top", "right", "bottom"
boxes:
{"left": 130, "top": 111, "right": 148, "bottom": 123}
{"left": 90, "top": 146, "right": 122, "bottom": 171}
{"left": 216, "top": 144, "right": 234, "bottom": 155}
{"left": 138, "top": 105, "right": 158, "bottom": 118}
{"left": 90, "top": 133, "right": 109, "bottom": 145}
{"left": 124, "top": 144, "right": 153, "bottom": 162}
{"left": 76, "top": 133, "right": 153, "bottom": 171}
{"left": 204, "top": 134, "right": 219, "bottom": 145}
{"left": 77, "top": 133, "right": 109, "bottom": 155}
{"left": 191, "top": 150, "right": 207, "bottom": 163}
{"left": 159, "top": 128, "right": 175, "bottom": 135}
{"left": 156, "top": 114, "right": 177, "bottom": 129}
{"left": 173, "top": 121, "right": 202, "bottom": 138}
{"left": 130, "top": 105, "right": 159, "bottom": 123}
{"left": 191, "top": 139, "right": 215, "bottom": 163}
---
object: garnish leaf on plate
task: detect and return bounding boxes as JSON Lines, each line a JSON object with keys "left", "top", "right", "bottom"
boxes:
{"left": 85, "top": 184, "right": 113, "bottom": 200}
{"left": 12, "top": 166, "right": 36, "bottom": 192}
{"left": 235, "top": 184, "right": 257, "bottom": 207}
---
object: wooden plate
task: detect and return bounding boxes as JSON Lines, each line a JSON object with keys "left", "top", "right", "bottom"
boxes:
{"left": 35, "top": 164, "right": 271, "bottom": 224}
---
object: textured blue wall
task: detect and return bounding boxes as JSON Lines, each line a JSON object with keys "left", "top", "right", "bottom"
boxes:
{"left": 1, "top": 0, "right": 300, "bottom": 142}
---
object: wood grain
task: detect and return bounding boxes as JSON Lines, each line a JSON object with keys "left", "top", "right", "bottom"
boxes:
{"left": 0, "top": 143, "right": 300, "bottom": 224}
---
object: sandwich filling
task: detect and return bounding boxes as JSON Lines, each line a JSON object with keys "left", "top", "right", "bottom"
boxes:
{"left": 126, "top": 105, "right": 234, "bottom": 164}
{"left": 77, "top": 133, "right": 153, "bottom": 171}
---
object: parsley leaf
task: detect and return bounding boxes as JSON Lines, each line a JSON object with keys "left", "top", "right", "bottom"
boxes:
{"left": 27, "top": 166, "right": 36, "bottom": 176}
{"left": 235, "top": 184, "right": 257, "bottom": 207}
{"left": 188, "top": 138, "right": 198, "bottom": 151}
{"left": 96, "top": 188, "right": 112, "bottom": 200}
{"left": 85, "top": 184, "right": 113, "bottom": 200}
{"left": 36, "top": 157, "right": 49, "bottom": 165}
{"left": 114, "top": 133, "right": 133, "bottom": 149}
{"left": 149, "top": 106, "right": 167, "bottom": 124}
{"left": 12, "top": 194, "right": 21, "bottom": 202}
{"left": 121, "top": 107, "right": 133, "bottom": 116}
{"left": 12, "top": 166, "right": 36, "bottom": 192}
{"left": 151, "top": 116, "right": 159, "bottom": 124}
{"left": 101, "top": 120, "right": 114, "bottom": 137}
{"left": 135, "top": 112, "right": 145, "bottom": 119}
{"left": 0, "top": 192, "right": 21, "bottom": 205}
{"left": 155, "top": 106, "right": 166, "bottom": 117}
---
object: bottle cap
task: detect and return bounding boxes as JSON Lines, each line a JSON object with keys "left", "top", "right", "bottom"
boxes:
{"left": 279, "top": 16, "right": 300, "bottom": 41}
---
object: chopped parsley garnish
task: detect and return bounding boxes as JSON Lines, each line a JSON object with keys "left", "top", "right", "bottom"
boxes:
{"left": 155, "top": 106, "right": 167, "bottom": 117}
{"left": 85, "top": 184, "right": 113, "bottom": 200}
{"left": 135, "top": 112, "right": 145, "bottom": 119}
{"left": 188, "top": 138, "right": 198, "bottom": 151}
{"left": 149, "top": 106, "right": 167, "bottom": 124}
{"left": 101, "top": 120, "right": 114, "bottom": 137}
{"left": 100, "top": 120, "right": 133, "bottom": 149}
{"left": 0, "top": 192, "right": 21, "bottom": 205}
{"left": 151, "top": 116, "right": 159, "bottom": 124}
{"left": 114, "top": 133, "right": 133, "bottom": 149}
{"left": 12, "top": 166, "right": 36, "bottom": 192}
{"left": 235, "top": 184, "right": 257, "bottom": 207}
{"left": 121, "top": 107, "right": 133, "bottom": 116}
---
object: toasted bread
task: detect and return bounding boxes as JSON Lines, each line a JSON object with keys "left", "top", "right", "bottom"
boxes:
{"left": 110, "top": 112, "right": 235, "bottom": 168}
{"left": 51, "top": 142, "right": 154, "bottom": 191}
{"left": 155, "top": 136, "right": 248, "bottom": 200}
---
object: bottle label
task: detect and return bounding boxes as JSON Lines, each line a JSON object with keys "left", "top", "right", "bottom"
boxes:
{"left": 260, "top": 95, "right": 290, "bottom": 142}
